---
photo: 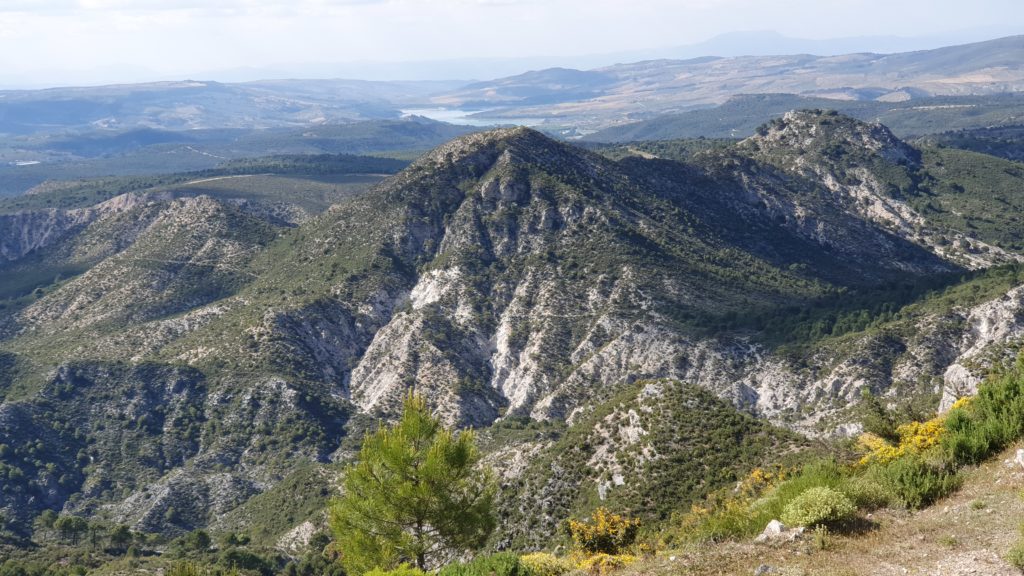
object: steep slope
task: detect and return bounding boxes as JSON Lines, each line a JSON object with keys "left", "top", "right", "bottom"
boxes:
{"left": 1, "top": 117, "right": 1023, "bottom": 546}
{"left": 617, "top": 443, "right": 1024, "bottom": 575}
{"left": 161, "top": 125, "right": 960, "bottom": 427}
{"left": 487, "top": 379, "right": 806, "bottom": 550}
{"left": 732, "top": 110, "right": 1024, "bottom": 268}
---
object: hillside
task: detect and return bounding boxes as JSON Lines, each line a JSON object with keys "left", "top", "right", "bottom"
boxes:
{"left": 0, "top": 79, "right": 461, "bottom": 135}
{"left": 1, "top": 112, "right": 1024, "bottom": 572}
{"left": 616, "top": 443, "right": 1024, "bottom": 576}
{"left": 583, "top": 93, "right": 1024, "bottom": 141}
{"left": 432, "top": 36, "right": 1024, "bottom": 129}
{"left": 0, "top": 117, "right": 476, "bottom": 197}
{"left": 917, "top": 124, "right": 1024, "bottom": 162}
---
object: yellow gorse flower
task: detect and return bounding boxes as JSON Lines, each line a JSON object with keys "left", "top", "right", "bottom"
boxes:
{"left": 856, "top": 414, "right": 947, "bottom": 466}
{"left": 950, "top": 396, "right": 973, "bottom": 411}
{"left": 566, "top": 508, "right": 641, "bottom": 556}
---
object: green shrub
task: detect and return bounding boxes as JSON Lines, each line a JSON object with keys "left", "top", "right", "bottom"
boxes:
{"left": 942, "top": 362, "right": 1024, "bottom": 466}
{"left": 780, "top": 487, "right": 856, "bottom": 527}
{"left": 942, "top": 407, "right": 993, "bottom": 465}
{"left": 166, "top": 563, "right": 207, "bottom": 576}
{"left": 220, "top": 549, "right": 276, "bottom": 576}
{"left": 182, "top": 529, "right": 212, "bottom": 552}
{"left": 519, "top": 553, "right": 575, "bottom": 576}
{"left": 366, "top": 565, "right": 429, "bottom": 576}
{"left": 438, "top": 552, "right": 523, "bottom": 576}
{"left": 1006, "top": 541, "right": 1024, "bottom": 570}
{"left": 672, "top": 459, "right": 848, "bottom": 542}
{"left": 877, "top": 454, "right": 960, "bottom": 509}
{"left": 840, "top": 469, "right": 893, "bottom": 510}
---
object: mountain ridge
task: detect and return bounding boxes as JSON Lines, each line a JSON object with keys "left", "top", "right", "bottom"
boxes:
{"left": 434, "top": 35, "right": 1024, "bottom": 129}
{"left": 1, "top": 113, "right": 1024, "bottom": 551}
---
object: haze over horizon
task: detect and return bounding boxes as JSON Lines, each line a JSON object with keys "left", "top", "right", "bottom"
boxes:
{"left": 0, "top": 0, "right": 1022, "bottom": 89}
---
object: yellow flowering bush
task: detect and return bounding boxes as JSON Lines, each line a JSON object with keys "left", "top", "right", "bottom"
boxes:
{"left": 519, "top": 553, "right": 575, "bottom": 576}
{"left": 857, "top": 415, "right": 946, "bottom": 466}
{"left": 897, "top": 419, "right": 945, "bottom": 452}
{"left": 566, "top": 508, "right": 640, "bottom": 555}
{"left": 856, "top": 433, "right": 902, "bottom": 465}
{"left": 950, "top": 396, "right": 973, "bottom": 411}
{"left": 737, "top": 465, "right": 789, "bottom": 497}
{"left": 576, "top": 553, "right": 637, "bottom": 576}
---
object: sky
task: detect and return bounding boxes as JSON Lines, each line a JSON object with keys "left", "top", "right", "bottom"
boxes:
{"left": 0, "top": 0, "right": 1021, "bottom": 88}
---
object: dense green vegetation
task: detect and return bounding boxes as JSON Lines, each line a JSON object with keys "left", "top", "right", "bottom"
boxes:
{"left": 0, "top": 153, "right": 406, "bottom": 214}
{"left": 908, "top": 147, "right": 1024, "bottom": 252}
{"left": 670, "top": 355, "right": 1024, "bottom": 545}
{"left": 330, "top": 394, "right": 496, "bottom": 573}
{"left": 917, "top": 124, "right": 1024, "bottom": 162}
{"left": 493, "top": 380, "right": 808, "bottom": 551}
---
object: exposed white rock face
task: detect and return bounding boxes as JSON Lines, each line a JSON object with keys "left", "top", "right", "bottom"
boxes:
{"left": 17, "top": 196, "right": 266, "bottom": 332}
{"left": 0, "top": 191, "right": 171, "bottom": 262}
{"left": 940, "top": 285, "right": 1024, "bottom": 410}
{"left": 814, "top": 167, "right": 1019, "bottom": 270}
{"left": 105, "top": 469, "right": 260, "bottom": 533}
{"left": 743, "top": 110, "right": 1022, "bottom": 271}
{"left": 277, "top": 519, "right": 319, "bottom": 553}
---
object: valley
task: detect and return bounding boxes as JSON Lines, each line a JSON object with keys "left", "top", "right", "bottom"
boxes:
{"left": 2, "top": 27, "right": 1024, "bottom": 576}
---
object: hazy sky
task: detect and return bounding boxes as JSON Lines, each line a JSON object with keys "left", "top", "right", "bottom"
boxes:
{"left": 0, "top": 0, "right": 1021, "bottom": 87}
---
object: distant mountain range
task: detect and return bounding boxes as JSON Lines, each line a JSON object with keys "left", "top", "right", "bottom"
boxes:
{"left": 582, "top": 93, "right": 1024, "bottom": 141}
{"left": 0, "top": 79, "right": 460, "bottom": 135}
{"left": 2, "top": 35, "right": 1023, "bottom": 137}
{"left": 435, "top": 35, "right": 1024, "bottom": 130}
{"left": 5, "top": 28, "right": 1017, "bottom": 87}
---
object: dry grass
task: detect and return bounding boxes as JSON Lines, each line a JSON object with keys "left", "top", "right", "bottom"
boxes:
{"left": 623, "top": 445, "right": 1024, "bottom": 576}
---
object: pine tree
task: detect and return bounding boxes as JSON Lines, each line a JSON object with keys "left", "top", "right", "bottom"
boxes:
{"left": 330, "top": 393, "right": 495, "bottom": 574}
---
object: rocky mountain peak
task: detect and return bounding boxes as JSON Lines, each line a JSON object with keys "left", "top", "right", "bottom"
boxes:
{"left": 412, "top": 126, "right": 588, "bottom": 176}
{"left": 745, "top": 109, "right": 920, "bottom": 166}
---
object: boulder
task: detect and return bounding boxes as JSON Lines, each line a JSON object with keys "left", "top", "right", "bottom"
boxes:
{"left": 754, "top": 519, "right": 805, "bottom": 543}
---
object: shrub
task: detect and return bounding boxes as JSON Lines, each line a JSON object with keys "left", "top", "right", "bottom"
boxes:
{"left": 942, "top": 407, "right": 993, "bottom": 465}
{"left": 182, "top": 529, "right": 212, "bottom": 552}
{"left": 166, "top": 563, "right": 207, "bottom": 576}
{"left": 366, "top": 565, "right": 429, "bottom": 576}
{"left": 438, "top": 552, "right": 523, "bottom": 576}
{"left": 575, "top": 554, "right": 636, "bottom": 576}
{"left": 671, "top": 459, "right": 846, "bottom": 542}
{"left": 519, "top": 553, "right": 574, "bottom": 576}
{"left": 840, "top": 468, "right": 893, "bottom": 510}
{"left": 942, "top": 365, "right": 1024, "bottom": 466}
{"left": 566, "top": 509, "right": 640, "bottom": 555}
{"left": 780, "top": 487, "right": 856, "bottom": 527}
{"left": 857, "top": 416, "right": 945, "bottom": 466}
{"left": 1006, "top": 542, "right": 1024, "bottom": 570}
{"left": 810, "top": 525, "right": 832, "bottom": 551}
{"left": 877, "top": 453, "right": 960, "bottom": 509}
{"left": 220, "top": 549, "right": 276, "bottom": 576}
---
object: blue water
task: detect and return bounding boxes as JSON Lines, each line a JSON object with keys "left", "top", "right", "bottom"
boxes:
{"left": 401, "top": 108, "right": 545, "bottom": 127}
